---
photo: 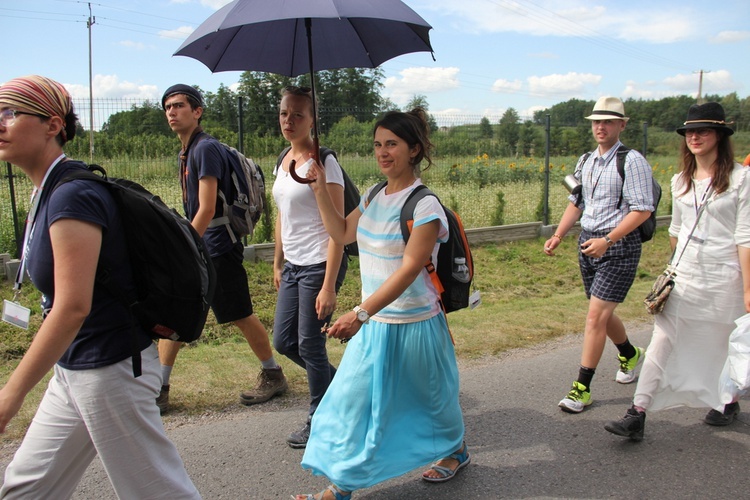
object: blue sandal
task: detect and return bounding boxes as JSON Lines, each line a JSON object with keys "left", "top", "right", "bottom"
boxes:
{"left": 422, "top": 442, "right": 471, "bottom": 483}
{"left": 294, "top": 484, "right": 351, "bottom": 500}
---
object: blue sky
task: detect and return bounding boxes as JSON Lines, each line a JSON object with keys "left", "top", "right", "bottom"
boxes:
{"left": 4, "top": 0, "right": 749, "bottom": 127}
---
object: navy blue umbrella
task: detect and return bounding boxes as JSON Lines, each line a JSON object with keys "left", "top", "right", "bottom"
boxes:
{"left": 174, "top": 0, "right": 433, "bottom": 182}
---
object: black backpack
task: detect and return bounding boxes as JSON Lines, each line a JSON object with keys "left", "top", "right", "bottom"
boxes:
{"left": 276, "top": 146, "right": 361, "bottom": 256}
{"left": 580, "top": 145, "right": 662, "bottom": 242}
{"left": 54, "top": 164, "right": 216, "bottom": 376}
{"left": 191, "top": 134, "right": 265, "bottom": 243}
{"left": 368, "top": 182, "right": 474, "bottom": 313}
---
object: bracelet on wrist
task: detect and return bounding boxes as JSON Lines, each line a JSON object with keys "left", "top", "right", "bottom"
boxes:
{"left": 552, "top": 233, "right": 562, "bottom": 241}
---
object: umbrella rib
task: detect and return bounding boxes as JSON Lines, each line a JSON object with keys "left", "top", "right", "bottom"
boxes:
{"left": 290, "top": 18, "right": 301, "bottom": 75}
{"left": 346, "top": 21, "right": 376, "bottom": 67}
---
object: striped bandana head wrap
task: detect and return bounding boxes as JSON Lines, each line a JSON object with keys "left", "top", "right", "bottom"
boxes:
{"left": 0, "top": 75, "right": 72, "bottom": 141}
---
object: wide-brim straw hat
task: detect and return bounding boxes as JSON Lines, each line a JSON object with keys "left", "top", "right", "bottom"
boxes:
{"left": 585, "top": 96, "right": 629, "bottom": 122}
{"left": 676, "top": 102, "right": 734, "bottom": 136}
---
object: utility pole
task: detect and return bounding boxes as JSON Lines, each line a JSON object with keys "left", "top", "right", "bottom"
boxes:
{"left": 87, "top": 3, "right": 96, "bottom": 162}
{"left": 694, "top": 69, "right": 710, "bottom": 104}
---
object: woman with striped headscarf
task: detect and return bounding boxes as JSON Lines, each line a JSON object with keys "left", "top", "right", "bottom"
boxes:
{"left": 0, "top": 75, "right": 201, "bottom": 499}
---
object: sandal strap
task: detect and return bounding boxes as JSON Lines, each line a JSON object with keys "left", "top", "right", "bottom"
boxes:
{"left": 428, "top": 464, "right": 454, "bottom": 478}
{"left": 448, "top": 442, "right": 469, "bottom": 463}
{"left": 327, "top": 485, "right": 351, "bottom": 500}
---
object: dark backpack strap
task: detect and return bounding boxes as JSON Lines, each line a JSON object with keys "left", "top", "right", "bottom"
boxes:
{"left": 575, "top": 152, "right": 592, "bottom": 208}
{"left": 276, "top": 146, "right": 292, "bottom": 171}
{"left": 365, "top": 180, "right": 388, "bottom": 209}
{"left": 614, "top": 145, "right": 630, "bottom": 209}
{"left": 319, "top": 147, "right": 335, "bottom": 163}
{"left": 399, "top": 185, "right": 432, "bottom": 243}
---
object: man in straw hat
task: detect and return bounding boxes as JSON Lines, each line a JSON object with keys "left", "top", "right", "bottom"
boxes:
{"left": 544, "top": 96, "right": 656, "bottom": 413}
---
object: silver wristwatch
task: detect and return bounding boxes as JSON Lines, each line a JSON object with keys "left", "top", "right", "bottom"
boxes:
{"left": 353, "top": 305, "right": 370, "bottom": 324}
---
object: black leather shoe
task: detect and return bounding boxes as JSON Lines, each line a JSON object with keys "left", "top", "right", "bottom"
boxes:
{"left": 605, "top": 405, "right": 646, "bottom": 441}
{"left": 705, "top": 402, "right": 740, "bottom": 426}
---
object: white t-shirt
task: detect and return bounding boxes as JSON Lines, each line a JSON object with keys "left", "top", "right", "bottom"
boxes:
{"left": 272, "top": 153, "right": 345, "bottom": 266}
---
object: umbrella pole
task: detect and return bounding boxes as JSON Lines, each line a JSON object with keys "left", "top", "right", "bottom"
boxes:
{"left": 289, "top": 18, "right": 319, "bottom": 184}
{"left": 306, "top": 17, "right": 321, "bottom": 163}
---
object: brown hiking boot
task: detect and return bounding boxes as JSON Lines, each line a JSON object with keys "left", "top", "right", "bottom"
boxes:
{"left": 239, "top": 367, "right": 288, "bottom": 406}
{"left": 156, "top": 384, "right": 170, "bottom": 414}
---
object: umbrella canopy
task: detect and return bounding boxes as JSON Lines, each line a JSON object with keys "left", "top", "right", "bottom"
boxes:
{"left": 174, "top": 0, "right": 433, "bottom": 182}
{"left": 174, "top": 0, "right": 433, "bottom": 76}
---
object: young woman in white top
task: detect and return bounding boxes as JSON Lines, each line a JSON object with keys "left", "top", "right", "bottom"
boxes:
{"left": 272, "top": 86, "right": 347, "bottom": 449}
{"left": 605, "top": 102, "right": 750, "bottom": 440}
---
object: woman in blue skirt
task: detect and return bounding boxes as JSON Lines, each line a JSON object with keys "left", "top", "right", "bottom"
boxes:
{"left": 294, "top": 109, "right": 469, "bottom": 500}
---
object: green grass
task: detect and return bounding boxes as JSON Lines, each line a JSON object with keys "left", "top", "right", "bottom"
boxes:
{"left": 0, "top": 227, "right": 673, "bottom": 440}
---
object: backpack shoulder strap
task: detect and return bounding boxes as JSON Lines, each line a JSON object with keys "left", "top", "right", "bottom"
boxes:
{"left": 615, "top": 145, "right": 630, "bottom": 180}
{"left": 276, "top": 146, "right": 292, "bottom": 170}
{"left": 319, "top": 147, "right": 336, "bottom": 163}
{"left": 400, "top": 185, "right": 434, "bottom": 243}
{"left": 365, "top": 180, "right": 388, "bottom": 208}
{"left": 580, "top": 151, "right": 592, "bottom": 168}
{"left": 615, "top": 145, "right": 630, "bottom": 208}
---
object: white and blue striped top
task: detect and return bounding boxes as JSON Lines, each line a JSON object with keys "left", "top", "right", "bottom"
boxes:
{"left": 357, "top": 179, "right": 449, "bottom": 323}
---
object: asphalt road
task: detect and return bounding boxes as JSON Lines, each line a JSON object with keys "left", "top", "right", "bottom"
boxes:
{"left": 3, "top": 322, "right": 749, "bottom": 499}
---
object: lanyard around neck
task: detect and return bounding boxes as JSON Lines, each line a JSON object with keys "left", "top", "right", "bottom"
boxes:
{"left": 14, "top": 154, "right": 67, "bottom": 299}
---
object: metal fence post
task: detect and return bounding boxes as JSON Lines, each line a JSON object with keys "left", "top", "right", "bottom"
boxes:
{"left": 6, "top": 162, "right": 22, "bottom": 258}
{"left": 238, "top": 95, "right": 245, "bottom": 153}
{"left": 543, "top": 114, "right": 551, "bottom": 225}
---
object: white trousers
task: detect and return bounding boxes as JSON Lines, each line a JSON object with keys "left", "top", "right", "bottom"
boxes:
{"left": 1, "top": 344, "right": 201, "bottom": 499}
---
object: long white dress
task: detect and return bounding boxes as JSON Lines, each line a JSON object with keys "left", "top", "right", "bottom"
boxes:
{"left": 634, "top": 164, "right": 750, "bottom": 411}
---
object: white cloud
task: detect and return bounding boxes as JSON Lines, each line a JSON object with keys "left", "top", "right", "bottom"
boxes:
{"left": 64, "top": 75, "right": 160, "bottom": 100}
{"left": 523, "top": 105, "right": 547, "bottom": 120}
{"left": 415, "top": 0, "right": 700, "bottom": 43}
{"left": 710, "top": 30, "right": 750, "bottom": 43}
{"left": 621, "top": 80, "right": 681, "bottom": 100}
{"left": 663, "top": 69, "right": 737, "bottom": 93}
{"left": 491, "top": 79, "right": 523, "bottom": 94}
{"left": 384, "top": 67, "right": 460, "bottom": 105}
{"left": 159, "top": 26, "right": 195, "bottom": 41}
{"left": 527, "top": 72, "right": 601, "bottom": 97}
{"left": 620, "top": 69, "right": 740, "bottom": 100}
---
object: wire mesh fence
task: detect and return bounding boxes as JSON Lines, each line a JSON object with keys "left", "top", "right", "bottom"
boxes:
{"left": 1, "top": 98, "right": 678, "bottom": 258}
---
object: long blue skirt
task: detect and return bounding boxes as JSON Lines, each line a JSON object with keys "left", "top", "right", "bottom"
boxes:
{"left": 300, "top": 313, "right": 465, "bottom": 492}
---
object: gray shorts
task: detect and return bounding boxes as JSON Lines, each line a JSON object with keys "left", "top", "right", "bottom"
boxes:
{"left": 578, "top": 230, "right": 642, "bottom": 303}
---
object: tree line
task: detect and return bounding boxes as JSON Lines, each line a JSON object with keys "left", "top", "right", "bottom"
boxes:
{"left": 63, "top": 69, "right": 749, "bottom": 161}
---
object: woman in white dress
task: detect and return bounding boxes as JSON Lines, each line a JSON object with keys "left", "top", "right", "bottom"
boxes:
{"left": 605, "top": 102, "right": 750, "bottom": 440}
{"left": 293, "top": 109, "right": 468, "bottom": 500}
